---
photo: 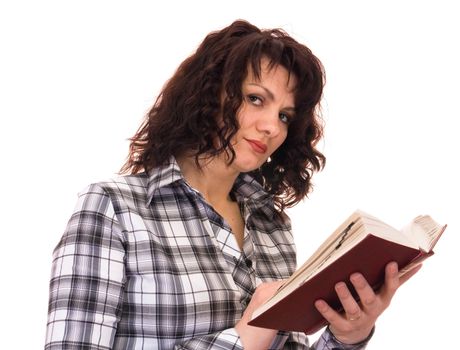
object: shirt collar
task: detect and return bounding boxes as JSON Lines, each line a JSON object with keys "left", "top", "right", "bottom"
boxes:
{"left": 146, "top": 157, "right": 184, "bottom": 204}
{"left": 146, "top": 157, "right": 275, "bottom": 211}
{"left": 232, "top": 173, "right": 274, "bottom": 211}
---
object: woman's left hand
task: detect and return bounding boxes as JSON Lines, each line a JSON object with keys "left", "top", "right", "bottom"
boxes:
{"left": 314, "top": 261, "right": 422, "bottom": 344}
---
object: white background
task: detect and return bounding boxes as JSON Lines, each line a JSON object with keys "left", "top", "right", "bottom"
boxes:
{"left": 1, "top": 1, "right": 458, "bottom": 348}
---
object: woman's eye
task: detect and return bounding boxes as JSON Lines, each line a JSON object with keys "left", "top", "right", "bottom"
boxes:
{"left": 279, "top": 112, "right": 292, "bottom": 124}
{"left": 248, "top": 95, "right": 262, "bottom": 105}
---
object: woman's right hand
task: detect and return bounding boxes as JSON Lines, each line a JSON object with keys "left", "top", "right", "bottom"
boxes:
{"left": 235, "top": 280, "right": 284, "bottom": 350}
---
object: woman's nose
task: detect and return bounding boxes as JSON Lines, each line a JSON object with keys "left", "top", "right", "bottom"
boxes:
{"left": 257, "top": 111, "right": 280, "bottom": 137}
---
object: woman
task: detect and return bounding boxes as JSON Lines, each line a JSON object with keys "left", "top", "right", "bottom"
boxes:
{"left": 45, "top": 20, "right": 419, "bottom": 349}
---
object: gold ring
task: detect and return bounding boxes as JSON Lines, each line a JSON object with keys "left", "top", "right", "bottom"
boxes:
{"left": 347, "top": 312, "right": 361, "bottom": 321}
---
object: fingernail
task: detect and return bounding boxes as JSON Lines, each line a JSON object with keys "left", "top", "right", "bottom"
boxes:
{"left": 390, "top": 262, "right": 398, "bottom": 274}
{"left": 315, "top": 300, "right": 327, "bottom": 311}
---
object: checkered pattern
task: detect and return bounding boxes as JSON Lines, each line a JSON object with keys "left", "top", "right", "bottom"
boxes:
{"left": 45, "top": 158, "right": 371, "bottom": 349}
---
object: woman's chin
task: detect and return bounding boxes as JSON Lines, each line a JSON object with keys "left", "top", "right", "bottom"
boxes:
{"left": 231, "top": 158, "right": 265, "bottom": 173}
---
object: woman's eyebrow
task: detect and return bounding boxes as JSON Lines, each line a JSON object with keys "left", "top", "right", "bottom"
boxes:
{"left": 248, "top": 83, "right": 295, "bottom": 111}
{"left": 247, "top": 83, "right": 275, "bottom": 101}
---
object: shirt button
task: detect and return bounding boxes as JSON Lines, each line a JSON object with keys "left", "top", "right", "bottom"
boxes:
{"left": 245, "top": 258, "right": 253, "bottom": 268}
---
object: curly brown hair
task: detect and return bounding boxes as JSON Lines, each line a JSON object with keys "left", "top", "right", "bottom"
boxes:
{"left": 121, "top": 20, "right": 326, "bottom": 212}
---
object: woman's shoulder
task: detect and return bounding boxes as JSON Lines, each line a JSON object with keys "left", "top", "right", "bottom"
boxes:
{"left": 76, "top": 173, "right": 150, "bottom": 208}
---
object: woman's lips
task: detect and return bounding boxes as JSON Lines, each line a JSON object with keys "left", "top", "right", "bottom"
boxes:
{"left": 245, "top": 138, "right": 268, "bottom": 153}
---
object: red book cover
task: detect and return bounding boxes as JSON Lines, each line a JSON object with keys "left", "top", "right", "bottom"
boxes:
{"left": 248, "top": 235, "right": 430, "bottom": 334}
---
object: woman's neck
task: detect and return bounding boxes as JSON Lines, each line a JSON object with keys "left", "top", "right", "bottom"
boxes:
{"left": 176, "top": 155, "right": 239, "bottom": 207}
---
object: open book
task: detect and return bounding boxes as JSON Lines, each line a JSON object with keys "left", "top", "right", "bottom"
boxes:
{"left": 248, "top": 210, "right": 446, "bottom": 334}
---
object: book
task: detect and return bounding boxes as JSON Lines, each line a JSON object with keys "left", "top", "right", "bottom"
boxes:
{"left": 248, "top": 210, "right": 446, "bottom": 334}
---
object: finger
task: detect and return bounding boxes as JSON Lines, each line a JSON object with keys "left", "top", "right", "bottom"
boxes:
{"left": 252, "top": 280, "right": 285, "bottom": 304}
{"left": 349, "top": 273, "right": 377, "bottom": 312}
{"left": 314, "top": 299, "right": 347, "bottom": 327}
{"left": 380, "top": 262, "right": 400, "bottom": 302}
{"left": 334, "top": 281, "right": 362, "bottom": 320}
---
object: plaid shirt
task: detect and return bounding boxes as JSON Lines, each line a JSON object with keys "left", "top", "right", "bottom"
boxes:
{"left": 45, "top": 158, "right": 371, "bottom": 349}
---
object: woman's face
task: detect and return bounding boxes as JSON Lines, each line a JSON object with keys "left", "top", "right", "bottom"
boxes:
{"left": 229, "top": 58, "right": 296, "bottom": 173}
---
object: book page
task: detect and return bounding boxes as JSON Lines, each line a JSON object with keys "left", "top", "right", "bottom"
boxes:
{"left": 286, "top": 211, "right": 364, "bottom": 283}
{"left": 360, "top": 218, "right": 418, "bottom": 249}
{"left": 282, "top": 209, "right": 396, "bottom": 288}
{"left": 401, "top": 215, "right": 445, "bottom": 252}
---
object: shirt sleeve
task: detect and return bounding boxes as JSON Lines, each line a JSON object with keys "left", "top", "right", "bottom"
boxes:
{"left": 265, "top": 327, "right": 374, "bottom": 349}
{"left": 173, "top": 325, "right": 373, "bottom": 350}
{"left": 174, "top": 327, "right": 243, "bottom": 350}
{"left": 310, "top": 327, "right": 374, "bottom": 350}
{"left": 45, "top": 184, "right": 126, "bottom": 350}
